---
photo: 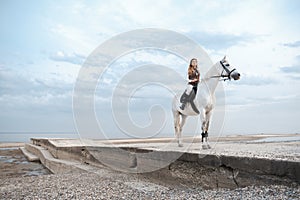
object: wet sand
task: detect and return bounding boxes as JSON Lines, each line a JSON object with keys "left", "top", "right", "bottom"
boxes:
{"left": 0, "top": 146, "right": 51, "bottom": 178}
{"left": 0, "top": 142, "right": 25, "bottom": 148}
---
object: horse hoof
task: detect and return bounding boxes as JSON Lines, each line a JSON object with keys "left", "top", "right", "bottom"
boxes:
{"left": 202, "top": 145, "right": 208, "bottom": 150}
{"left": 178, "top": 143, "right": 183, "bottom": 147}
{"left": 207, "top": 145, "right": 211, "bottom": 149}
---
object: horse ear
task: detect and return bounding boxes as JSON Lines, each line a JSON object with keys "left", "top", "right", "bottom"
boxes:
{"left": 222, "top": 55, "right": 226, "bottom": 61}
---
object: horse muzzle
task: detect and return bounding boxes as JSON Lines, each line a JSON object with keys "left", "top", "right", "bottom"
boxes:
{"left": 232, "top": 73, "right": 240, "bottom": 80}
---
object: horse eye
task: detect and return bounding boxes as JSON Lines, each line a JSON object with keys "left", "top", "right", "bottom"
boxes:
{"left": 225, "top": 64, "right": 230, "bottom": 66}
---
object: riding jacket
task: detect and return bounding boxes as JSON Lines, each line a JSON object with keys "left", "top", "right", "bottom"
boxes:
{"left": 188, "top": 69, "right": 200, "bottom": 86}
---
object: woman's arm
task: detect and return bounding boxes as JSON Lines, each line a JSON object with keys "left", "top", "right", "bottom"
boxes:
{"left": 187, "top": 74, "right": 198, "bottom": 83}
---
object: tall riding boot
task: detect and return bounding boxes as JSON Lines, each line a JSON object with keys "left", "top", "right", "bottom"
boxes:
{"left": 187, "top": 90, "right": 196, "bottom": 102}
{"left": 180, "top": 91, "right": 197, "bottom": 110}
{"left": 179, "top": 92, "right": 189, "bottom": 110}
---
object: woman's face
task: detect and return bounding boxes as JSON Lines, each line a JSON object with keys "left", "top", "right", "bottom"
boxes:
{"left": 191, "top": 59, "right": 197, "bottom": 68}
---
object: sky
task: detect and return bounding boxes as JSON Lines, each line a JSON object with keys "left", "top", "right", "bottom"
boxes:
{"left": 0, "top": 0, "right": 300, "bottom": 141}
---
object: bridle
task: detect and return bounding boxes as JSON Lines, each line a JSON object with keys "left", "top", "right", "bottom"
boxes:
{"left": 211, "top": 61, "right": 236, "bottom": 81}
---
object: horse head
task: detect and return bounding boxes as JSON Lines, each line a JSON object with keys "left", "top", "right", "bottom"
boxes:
{"left": 219, "top": 56, "right": 240, "bottom": 81}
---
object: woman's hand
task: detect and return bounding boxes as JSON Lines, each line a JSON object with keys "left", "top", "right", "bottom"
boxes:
{"left": 188, "top": 78, "right": 199, "bottom": 84}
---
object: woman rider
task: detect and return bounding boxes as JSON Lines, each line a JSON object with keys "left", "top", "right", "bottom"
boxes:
{"left": 179, "top": 58, "right": 200, "bottom": 110}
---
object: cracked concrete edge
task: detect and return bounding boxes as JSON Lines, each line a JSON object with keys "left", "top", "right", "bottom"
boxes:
{"left": 218, "top": 155, "right": 300, "bottom": 182}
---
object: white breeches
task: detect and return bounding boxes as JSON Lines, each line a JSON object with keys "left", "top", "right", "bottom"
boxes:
{"left": 185, "top": 84, "right": 194, "bottom": 95}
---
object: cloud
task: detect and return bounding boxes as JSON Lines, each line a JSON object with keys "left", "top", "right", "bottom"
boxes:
{"left": 185, "top": 31, "right": 256, "bottom": 50}
{"left": 285, "top": 75, "right": 300, "bottom": 81}
{"left": 280, "top": 65, "right": 300, "bottom": 74}
{"left": 49, "top": 51, "right": 86, "bottom": 65}
{"left": 279, "top": 55, "right": 300, "bottom": 80}
{"left": 95, "top": 49, "right": 187, "bottom": 96}
{"left": 282, "top": 41, "right": 300, "bottom": 48}
{"left": 1, "top": 0, "right": 300, "bottom": 136}
{"left": 0, "top": 68, "right": 74, "bottom": 114}
{"left": 225, "top": 90, "right": 299, "bottom": 107}
{"left": 229, "top": 73, "right": 277, "bottom": 86}
{"left": 247, "top": 94, "right": 298, "bottom": 105}
{"left": 0, "top": 68, "right": 73, "bottom": 96}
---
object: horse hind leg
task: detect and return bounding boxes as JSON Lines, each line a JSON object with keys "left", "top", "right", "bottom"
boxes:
{"left": 204, "top": 132, "right": 211, "bottom": 149}
{"left": 205, "top": 110, "right": 213, "bottom": 149}
{"left": 200, "top": 111, "right": 208, "bottom": 149}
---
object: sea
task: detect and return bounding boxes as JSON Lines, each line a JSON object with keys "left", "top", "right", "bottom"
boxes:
{"left": 0, "top": 132, "right": 299, "bottom": 143}
{"left": 0, "top": 132, "right": 79, "bottom": 143}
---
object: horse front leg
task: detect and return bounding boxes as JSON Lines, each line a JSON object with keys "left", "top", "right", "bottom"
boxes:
{"left": 201, "top": 109, "right": 212, "bottom": 149}
{"left": 201, "top": 128, "right": 209, "bottom": 149}
{"left": 178, "top": 115, "right": 187, "bottom": 147}
{"left": 173, "top": 111, "right": 181, "bottom": 147}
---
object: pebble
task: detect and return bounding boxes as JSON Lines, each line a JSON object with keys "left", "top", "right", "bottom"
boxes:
{"left": 0, "top": 172, "right": 299, "bottom": 199}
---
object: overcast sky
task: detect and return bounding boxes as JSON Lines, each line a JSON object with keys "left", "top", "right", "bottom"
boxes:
{"left": 0, "top": 0, "right": 300, "bottom": 141}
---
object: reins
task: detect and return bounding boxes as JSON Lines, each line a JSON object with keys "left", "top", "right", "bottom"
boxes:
{"left": 210, "top": 61, "right": 236, "bottom": 81}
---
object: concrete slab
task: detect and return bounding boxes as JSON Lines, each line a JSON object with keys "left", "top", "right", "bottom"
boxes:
{"left": 27, "top": 134, "right": 300, "bottom": 183}
{"left": 19, "top": 147, "right": 39, "bottom": 162}
{"left": 30, "top": 134, "right": 300, "bottom": 163}
{"left": 109, "top": 141, "right": 300, "bottom": 162}
{"left": 24, "top": 143, "right": 99, "bottom": 174}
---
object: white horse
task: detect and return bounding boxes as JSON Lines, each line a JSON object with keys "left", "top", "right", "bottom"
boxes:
{"left": 172, "top": 56, "right": 240, "bottom": 149}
